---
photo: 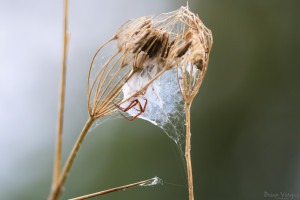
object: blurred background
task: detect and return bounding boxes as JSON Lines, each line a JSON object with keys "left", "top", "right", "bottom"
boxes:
{"left": 1, "top": 0, "right": 300, "bottom": 199}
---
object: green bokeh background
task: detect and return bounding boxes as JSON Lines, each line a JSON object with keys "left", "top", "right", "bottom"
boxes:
{"left": 3, "top": 0, "right": 300, "bottom": 199}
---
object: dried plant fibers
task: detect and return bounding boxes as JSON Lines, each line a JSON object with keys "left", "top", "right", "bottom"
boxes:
{"left": 49, "top": 5, "right": 212, "bottom": 200}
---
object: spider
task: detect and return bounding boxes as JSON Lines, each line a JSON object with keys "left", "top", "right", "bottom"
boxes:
{"left": 114, "top": 90, "right": 148, "bottom": 121}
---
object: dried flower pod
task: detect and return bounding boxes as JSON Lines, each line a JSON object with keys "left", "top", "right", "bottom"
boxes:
{"left": 171, "top": 8, "right": 213, "bottom": 103}
{"left": 87, "top": 6, "right": 213, "bottom": 119}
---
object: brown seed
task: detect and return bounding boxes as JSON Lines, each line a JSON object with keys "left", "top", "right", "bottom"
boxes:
{"left": 141, "top": 34, "right": 156, "bottom": 53}
{"left": 132, "top": 31, "right": 151, "bottom": 53}
{"left": 160, "top": 33, "right": 170, "bottom": 58}
{"left": 194, "top": 59, "right": 204, "bottom": 71}
{"left": 176, "top": 41, "right": 192, "bottom": 57}
{"left": 140, "top": 19, "right": 151, "bottom": 29}
{"left": 184, "top": 31, "right": 192, "bottom": 41}
{"left": 148, "top": 35, "right": 163, "bottom": 58}
{"left": 163, "top": 39, "right": 175, "bottom": 58}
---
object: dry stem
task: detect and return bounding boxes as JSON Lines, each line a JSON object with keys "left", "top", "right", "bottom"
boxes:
{"left": 52, "top": 0, "right": 69, "bottom": 191}
{"left": 69, "top": 178, "right": 156, "bottom": 200}
{"left": 185, "top": 102, "right": 194, "bottom": 200}
{"left": 48, "top": 117, "right": 95, "bottom": 200}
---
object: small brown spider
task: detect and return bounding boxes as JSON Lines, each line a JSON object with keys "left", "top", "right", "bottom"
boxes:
{"left": 114, "top": 90, "right": 148, "bottom": 121}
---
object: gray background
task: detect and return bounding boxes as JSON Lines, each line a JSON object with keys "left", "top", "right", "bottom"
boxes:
{"left": 0, "top": 0, "right": 299, "bottom": 199}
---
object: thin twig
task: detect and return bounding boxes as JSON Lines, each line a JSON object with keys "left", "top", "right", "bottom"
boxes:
{"left": 52, "top": 0, "right": 69, "bottom": 191}
{"left": 185, "top": 102, "right": 194, "bottom": 200}
{"left": 48, "top": 117, "right": 95, "bottom": 200}
{"left": 69, "top": 178, "right": 156, "bottom": 200}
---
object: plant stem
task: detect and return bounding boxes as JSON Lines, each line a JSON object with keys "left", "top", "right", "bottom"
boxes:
{"left": 49, "top": 117, "right": 95, "bottom": 200}
{"left": 69, "top": 178, "right": 156, "bottom": 200}
{"left": 52, "top": 0, "right": 69, "bottom": 192}
{"left": 185, "top": 102, "right": 194, "bottom": 200}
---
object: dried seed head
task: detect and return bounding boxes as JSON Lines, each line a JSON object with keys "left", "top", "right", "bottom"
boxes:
{"left": 169, "top": 7, "right": 213, "bottom": 103}
{"left": 87, "top": 6, "right": 213, "bottom": 118}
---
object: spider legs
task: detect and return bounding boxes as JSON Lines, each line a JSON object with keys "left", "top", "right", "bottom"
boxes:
{"left": 113, "top": 100, "right": 138, "bottom": 112}
{"left": 114, "top": 99, "right": 148, "bottom": 121}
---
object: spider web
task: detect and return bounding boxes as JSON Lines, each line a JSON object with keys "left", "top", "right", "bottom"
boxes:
{"left": 89, "top": 50, "right": 189, "bottom": 186}
{"left": 89, "top": 38, "right": 187, "bottom": 156}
